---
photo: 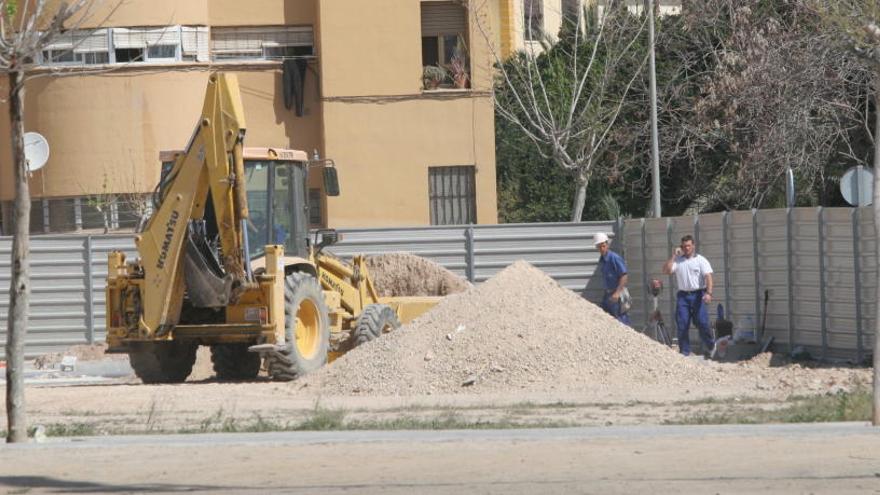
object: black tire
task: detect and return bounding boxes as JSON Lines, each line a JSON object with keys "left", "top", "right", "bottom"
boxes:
{"left": 267, "top": 272, "right": 330, "bottom": 381}
{"left": 210, "top": 344, "right": 261, "bottom": 380}
{"left": 128, "top": 341, "right": 197, "bottom": 384}
{"left": 352, "top": 304, "right": 401, "bottom": 348}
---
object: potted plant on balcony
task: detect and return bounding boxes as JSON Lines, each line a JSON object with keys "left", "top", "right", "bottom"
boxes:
{"left": 423, "top": 64, "right": 448, "bottom": 90}
{"left": 450, "top": 39, "right": 469, "bottom": 89}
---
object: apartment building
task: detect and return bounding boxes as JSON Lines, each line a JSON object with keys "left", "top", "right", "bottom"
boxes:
{"left": 498, "top": 0, "right": 682, "bottom": 57}
{"left": 0, "top": 0, "right": 499, "bottom": 233}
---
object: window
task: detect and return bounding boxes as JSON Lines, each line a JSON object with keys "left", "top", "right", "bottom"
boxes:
{"left": 211, "top": 26, "right": 314, "bottom": 61}
{"left": 147, "top": 44, "right": 178, "bottom": 60}
{"left": 421, "top": 2, "right": 470, "bottom": 89}
{"left": 41, "top": 49, "right": 76, "bottom": 64}
{"left": 308, "top": 188, "right": 322, "bottom": 226}
{"left": 429, "top": 166, "right": 476, "bottom": 225}
{"left": 114, "top": 47, "right": 144, "bottom": 63}
{"left": 48, "top": 198, "right": 77, "bottom": 232}
{"left": 30, "top": 200, "right": 46, "bottom": 234}
{"left": 524, "top": 0, "right": 544, "bottom": 41}
{"left": 38, "top": 26, "right": 209, "bottom": 66}
{"left": 421, "top": 2, "right": 467, "bottom": 66}
{"left": 40, "top": 28, "right": 110, "bottom": 65}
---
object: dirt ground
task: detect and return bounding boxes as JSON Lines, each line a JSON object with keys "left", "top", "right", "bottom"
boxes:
{"left": 4, "top": 424, "right": 878, "bottom": 494}
{"left": 9, "top": 349, "right": 871, "bottom": 435}
{"left": 10, "top": 261, "right": 872, "bottom": 434}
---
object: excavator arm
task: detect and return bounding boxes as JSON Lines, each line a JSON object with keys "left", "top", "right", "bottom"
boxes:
{"left": 135, "top": 73, "right": 250, "bottom": 337}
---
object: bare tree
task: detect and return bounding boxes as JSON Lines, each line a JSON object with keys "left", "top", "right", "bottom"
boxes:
{"left": 80, "top": 169, "right": 153, "bottom": 234}
{"left": 682, "top": 2, "right": 867, "bottom": 210}
{"left": 813, "top": 0, "right": 880, "bottom": 426}
{"left": 2, "top": 0, "right": 94, "bottom": 443}
{"left": 471, "top": 1, "right": 648, "bottom": 221}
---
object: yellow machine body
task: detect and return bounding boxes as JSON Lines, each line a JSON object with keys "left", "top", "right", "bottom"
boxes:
{"left": 105, "top": 73, "right": 439, "bottom": 383}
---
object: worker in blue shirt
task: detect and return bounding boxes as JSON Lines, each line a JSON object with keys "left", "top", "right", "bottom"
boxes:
{"left": 594, "top": 232, "right": 631, "bottom": 325}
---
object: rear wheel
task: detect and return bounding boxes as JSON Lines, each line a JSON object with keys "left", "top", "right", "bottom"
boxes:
{"left": 210, "top": 343, "right": 261, "bottom": 380}
{"left": 267, "top": 272, "right": 330, "bottom": 381}
{"left": 128, "top": 341, "right": 198, "bottom": 384}
{"left": 352, "top": 304, "right": 401, "bottom": 348}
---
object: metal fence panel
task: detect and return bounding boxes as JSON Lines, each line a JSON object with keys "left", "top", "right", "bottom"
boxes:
{"left": 823, "top": 208, "right": 859, "bottom": 359}
{"left": 0, "top": 236, "right": 90, "bottom": 358}
{"left": 859, "top": 207, "right": 876, "bottom": 357}
{"left": 623, "top": 219, "right": 648, "bottom": 328}
{"left": 1, "top": 209, "right": 877, "bottom": 362}
{"left": 469, "top": 222, "right": 612, "bottom": 296}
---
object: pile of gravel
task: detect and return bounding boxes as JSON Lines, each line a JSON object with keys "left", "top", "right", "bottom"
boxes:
{"left": 300, "top": 260, "right": 723, "bottom": 395}
{"left": 365, "top": 253, "right": 471, "bottom": 297}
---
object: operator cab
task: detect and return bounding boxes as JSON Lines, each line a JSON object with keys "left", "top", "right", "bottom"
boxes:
{"left": 159, "top": 147, "right": 338, "bottom": 260}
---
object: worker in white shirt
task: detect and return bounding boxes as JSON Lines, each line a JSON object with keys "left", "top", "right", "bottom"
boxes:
{"left": 662, "top": 234, "right": 714, "bottom": 357}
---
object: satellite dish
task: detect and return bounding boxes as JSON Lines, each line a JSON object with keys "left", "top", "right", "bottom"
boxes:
{"left": 24, "top": 132, "right": 49, "bottom": 172}
{"left": 840, "top": 166, "right": 873, "bottom": 207}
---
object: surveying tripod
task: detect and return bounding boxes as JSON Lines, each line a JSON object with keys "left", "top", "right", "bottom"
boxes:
{"left": 643, "top": 279, "right": 674, "bottom": 346}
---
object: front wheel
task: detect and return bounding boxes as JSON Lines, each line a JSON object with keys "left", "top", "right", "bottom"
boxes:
{"left": 351, "top": 304, "right": 401, "bottom": 348}
{"left": 128, "top": 341, "right": 198, "bottom": 384}
{"left": 267, "top": 272, "right": 330, "bottom": 381}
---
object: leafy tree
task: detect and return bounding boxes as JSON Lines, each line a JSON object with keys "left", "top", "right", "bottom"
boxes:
{"left": 812, "top": 0, "right": 880, "bottom": 426}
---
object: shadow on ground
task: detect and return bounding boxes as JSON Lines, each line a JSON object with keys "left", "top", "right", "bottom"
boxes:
{"left": 0, "top": 475, "right": 236, "bottom": 493}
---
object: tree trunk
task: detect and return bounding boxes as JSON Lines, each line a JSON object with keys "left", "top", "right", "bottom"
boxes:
{"left": 6, "top": 69, "right": 30, "bottom": 443}
{"left": 873, "top": 82, "right": 880, "bottom": 427}
{"left": 570, "top": 174, "right": 589, "bottom": 222}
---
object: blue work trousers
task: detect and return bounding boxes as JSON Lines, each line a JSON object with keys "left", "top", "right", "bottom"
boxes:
{"left": 675, "top": 290, "right": 713, "bottom": 355}
{"left": 602, "top": 292, "right": 631, "bottom": 326}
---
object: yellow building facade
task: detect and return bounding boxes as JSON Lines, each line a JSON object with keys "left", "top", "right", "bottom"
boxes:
{"left": 498, "top": 0, "right": 682, "bottom": 58}
{"left": 0, "top": 0, "right": 500, "bottom": 233}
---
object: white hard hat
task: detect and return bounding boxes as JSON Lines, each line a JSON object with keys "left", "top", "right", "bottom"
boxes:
{"left": 593, "top": 232, "right": 609, "bottom": 246}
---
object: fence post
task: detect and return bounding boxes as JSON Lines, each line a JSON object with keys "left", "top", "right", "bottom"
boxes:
{"left": 667, "top": 217, "right": 675, "bottom": 335}
{"left": 752, "top": 209, "right": 761, "bottom": 342}
{"left": 464, "top": 227, "right": 475, "bottom": 283}
{"left": 615, "top": 216, "right": 625, "bottom": 259}
{"left": 722, "top": 211, "right": 732, "bottom": 318}
{"left": 786, "top": 207, "right": 795, "bottom": 354}
{"left": 693, "top": 214, "right": 700, "bottom": 250}
{"left": 852, "top": 207, "right": 864, "bottom": 363}
{"left": 817, "top": 207, "right": 828, "bottom": 359}
{"left": 84, "top": 235, "right": 95, "bottom": 344}
{"left": 640, "top": 218, "right": 649, "bottom": 329}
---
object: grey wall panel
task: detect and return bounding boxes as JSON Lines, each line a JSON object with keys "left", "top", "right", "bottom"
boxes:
{"left": 2, "top": 208, "right": 877, "bottom": 362}
{"left": 0, "top": 236, "right": 90, "bottom": 358}
{"left": 623, "top": 219, "right": 647, "bottom": 328}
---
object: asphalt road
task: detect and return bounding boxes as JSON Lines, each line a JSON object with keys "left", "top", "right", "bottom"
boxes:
{"left": 2, "top": 423, "right": 880, "bottom": 494}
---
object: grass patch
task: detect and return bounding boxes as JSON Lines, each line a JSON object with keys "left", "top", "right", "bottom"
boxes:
{"left": 295, "top": 405, "right": 347, "bottom": 431}
{"left": 348, "top": 413, "right": 573, "bottom": 430}
{"left": 19, "top": 422, "right": 99, "bottom": 437}
{"left": 668, "top": 389, "right": 872, "bottom": 425}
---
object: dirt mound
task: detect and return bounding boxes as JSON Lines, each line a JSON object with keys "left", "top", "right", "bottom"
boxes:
{"left": 33, "top": 344, "right": 125, "bottom": 369}
{"left": 300, "top": 260, "right": 723, "bottom": 395}
{"left": 365, "top": 253, "right": 471, "bottom": 297}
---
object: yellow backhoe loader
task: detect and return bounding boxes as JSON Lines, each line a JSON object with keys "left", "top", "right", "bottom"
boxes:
{"left": 105, "top": 73, "right": 438, "bottom": 383}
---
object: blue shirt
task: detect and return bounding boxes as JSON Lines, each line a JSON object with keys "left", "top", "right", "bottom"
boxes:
{"left": 598, "top": 250, "right": 627, "bottom": 291}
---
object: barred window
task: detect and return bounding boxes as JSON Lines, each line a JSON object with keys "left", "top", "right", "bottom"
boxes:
{"left": 428, "top": 166, "right": 476, "bottom": 225}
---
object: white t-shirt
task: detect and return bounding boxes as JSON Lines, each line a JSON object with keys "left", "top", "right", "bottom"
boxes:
{"left": 670, "top": 254, "right": 713, "bottom": 291}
